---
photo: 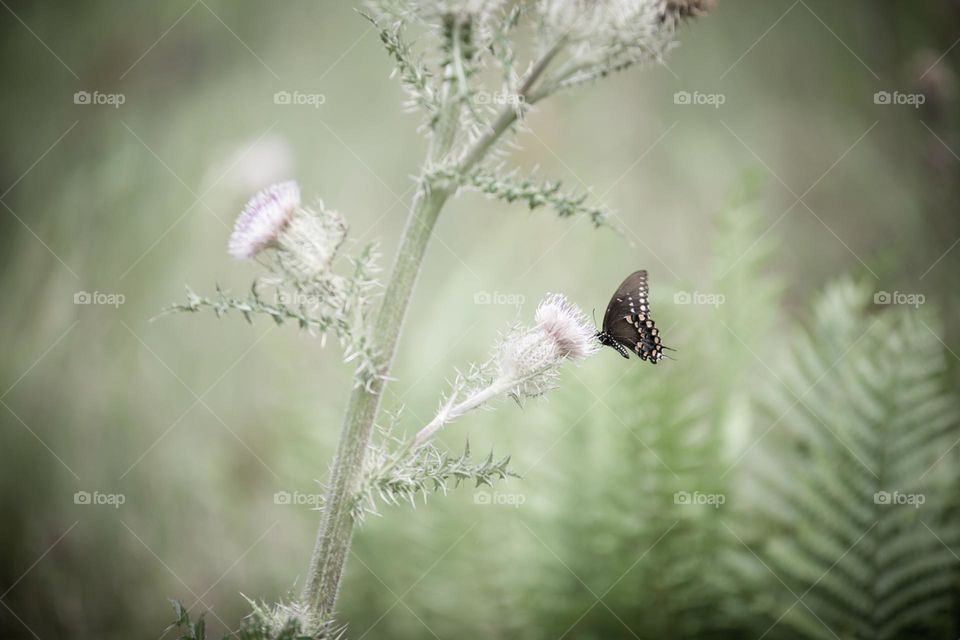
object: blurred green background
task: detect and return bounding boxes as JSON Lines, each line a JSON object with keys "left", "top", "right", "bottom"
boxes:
{"left": 2, "top": 1, "right": 960, "bottom": 638}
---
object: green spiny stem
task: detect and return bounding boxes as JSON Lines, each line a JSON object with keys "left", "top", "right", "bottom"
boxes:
{"left": 301, "top": 182, "right": 449, "bottom": 616}
{"left": 301, "top": 36, "right": 564, "bottom": 619}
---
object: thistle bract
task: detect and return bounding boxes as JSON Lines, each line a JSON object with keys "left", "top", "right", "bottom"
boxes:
{"left": 276, "top": 201, "right": 348, "bottom": 280}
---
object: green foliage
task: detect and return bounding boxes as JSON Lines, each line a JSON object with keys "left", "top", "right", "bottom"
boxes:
{"left": 513, "top": 186, "right": 782, "bottom": 639}
{"left": 532, "top": 362, "right": 735, "bottom": 638}
{"left": 735, "top": 280, "right": 960, "bottom": 639}
{"left": 167, "top": 599, "right": 343, "bottom": 640}
{"left": 469, "top": 169, "right": 614, "bottom": 228}
{"left": 356, "top": 428, "right": 518, "bottom": 519}
{"left": 162, "top": 234, "right": 383, "bottom": 390}
{"left": 165, "top": 283, "right": 339, "bottom": 331}
{"left": 362, "top": 13, "right": 439, "bottom": 126}
{"left": 168, "top": 600, "right": 207, "bottom": 640}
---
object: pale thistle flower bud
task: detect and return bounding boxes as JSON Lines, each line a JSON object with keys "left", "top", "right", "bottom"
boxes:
{"left": 414, "top": 293, "right": 598, "bottom": 447}
{"left": 228, "top": 181, "right": 301, "bottom": 260}
{"left": 535, "top": 293, "right": 599, "bottom": 361}
{"left": 276, "top": 201, "right": 347, "bottom": 280}
{"left": 537, "top": 0, "right": 664, "bottom": 45}
{"left": 228, "top": 181, "right": 348, "bottom": 281}
{"left": 494, "top": 293, "right": 598, "bottom": 398}
{"left": 531, "top": 0, "right": 713, "bottom": 96}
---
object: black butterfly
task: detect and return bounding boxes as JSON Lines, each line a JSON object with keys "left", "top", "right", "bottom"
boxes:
{"left": 596, "top": 270, "right": 668, "bottom": 363}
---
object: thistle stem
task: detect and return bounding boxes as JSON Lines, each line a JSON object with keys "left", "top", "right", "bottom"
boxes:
{"left": 413, "top": 378, "right": 513, "bottom": 448}
{"left": 301, "top": 38, "right": 565, "bottom": 620}
{"left": 301, "top": 181, "right": 449, "bottom": 616}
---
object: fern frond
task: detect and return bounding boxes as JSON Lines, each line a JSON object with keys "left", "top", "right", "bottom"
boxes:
{"left": 739, "top": 279, "right": 960, "bottom": 640}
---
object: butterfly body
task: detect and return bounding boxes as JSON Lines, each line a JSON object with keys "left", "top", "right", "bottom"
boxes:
{"left": 596, "top": 270, "right": 667, "bottom": 364}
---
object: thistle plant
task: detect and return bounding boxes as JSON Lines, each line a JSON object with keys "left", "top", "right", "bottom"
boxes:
{"left": 165, "top": 1, "right": 713, "bottom": 636}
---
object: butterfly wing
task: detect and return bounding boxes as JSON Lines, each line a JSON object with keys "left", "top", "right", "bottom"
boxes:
{"left": 602, "top": 270, "right": 648, "bottom": 328}
{"left": 602, "top": 270, "right": 666, "bottom": 363}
